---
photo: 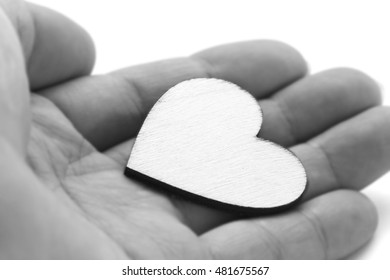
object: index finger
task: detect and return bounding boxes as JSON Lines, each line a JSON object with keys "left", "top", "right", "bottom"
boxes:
{"left": 42, "top": 40, "right": 308, "bottom": 150}
{"left": 1, "top": 1, "right": 95, "bottom": 90}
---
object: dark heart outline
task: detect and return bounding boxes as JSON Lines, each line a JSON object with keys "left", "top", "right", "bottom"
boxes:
{"left": 125, "top": 164, "right": 307, "bottom": 215}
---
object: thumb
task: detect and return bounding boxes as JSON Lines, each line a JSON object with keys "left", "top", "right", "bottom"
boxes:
{"left": 0, "top": 6, "right": 30, "bottom": 156}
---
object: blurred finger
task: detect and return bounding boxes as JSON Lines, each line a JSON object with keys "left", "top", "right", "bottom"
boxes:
{"left": 42, "top": 40, "right": 307, "bottom": 150}
{"left": 0, "top": 7, "right": 29, "bottom": 155}
{"left": 259, "top": 68, "right": 381, "bottom": 146}
{"left": 0, "top": 1, "right": 95, "bottom": 90}
{"left": 201, "top": 190, "right": 377, "bottom": 259}
{"left": 293, "top": 106, "right": 390, "bottom": 200}
{"left": 193, "top": 40, "right": 307, "bottom": 97}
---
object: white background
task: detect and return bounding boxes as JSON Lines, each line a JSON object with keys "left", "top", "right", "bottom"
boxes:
{"left": 31, "top": 0, "right": 390, "bottom": 259}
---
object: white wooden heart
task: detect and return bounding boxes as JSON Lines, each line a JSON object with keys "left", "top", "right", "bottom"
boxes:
{"left": 126, "top": 78, "right": 307, "bottom": 213}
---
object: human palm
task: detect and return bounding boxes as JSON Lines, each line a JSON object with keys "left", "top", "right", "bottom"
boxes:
{"left": 1, "top": 1, "right": 389, "bottom": 259}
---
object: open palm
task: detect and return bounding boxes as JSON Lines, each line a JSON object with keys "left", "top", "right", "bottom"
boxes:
{"left": 1, "top": 2, "right": 389, "bottom": 259}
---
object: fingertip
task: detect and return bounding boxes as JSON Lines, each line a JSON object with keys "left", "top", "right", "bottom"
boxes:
{"left": 192, "top": 40, "right": 308, "bottom": 97}
{"left": 262, "top": 39, "right": 308, "bottom": 77}
{"left": 319, "top": 67, "right": 382, "bottom": 106}
{"left": 350, "top": 190, "right": 379, "bottom": 236}
{"left": 307, "top": 190, "right": 378, "bottom": 259}
{"left": 27, "top": 3, "right": 96, "bottom": 90}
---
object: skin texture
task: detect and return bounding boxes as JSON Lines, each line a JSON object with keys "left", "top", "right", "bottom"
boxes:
{"left": 0, "top": 1, "right": 389, "bottom": 259}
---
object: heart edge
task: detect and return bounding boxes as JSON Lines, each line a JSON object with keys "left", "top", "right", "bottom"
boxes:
{"left": 124, "top": 167, "right": 307, "bottom": 216}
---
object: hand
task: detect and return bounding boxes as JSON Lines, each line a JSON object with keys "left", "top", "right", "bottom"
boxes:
{"left": 1, "top": 1, "right": 389, "bottom": 259}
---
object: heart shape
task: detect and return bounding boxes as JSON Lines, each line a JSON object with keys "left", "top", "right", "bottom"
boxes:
{"left": 126, "top": 78, "right": 307, "bottom": 214}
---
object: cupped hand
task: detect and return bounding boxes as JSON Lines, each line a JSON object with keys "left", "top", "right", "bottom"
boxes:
{"left": 1, "top": 1, "right": 389, "bottom": 259}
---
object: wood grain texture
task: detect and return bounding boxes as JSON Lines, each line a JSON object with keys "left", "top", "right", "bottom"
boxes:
{"left": 126, "top": 78, "right": 307, "bottom": 214}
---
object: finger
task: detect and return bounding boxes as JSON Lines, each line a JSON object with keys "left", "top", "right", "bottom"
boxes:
{"left": 26, "top": 3, "right": 96, "bottom": 90}
{"left": 0, "top": 7, "right": 29, "bottom": 155}
{"left": 293, "top": 106, "right": 390, "bottom": 200}
{"left": 259, "top": 68, "right": 381, "bottom": 146}
{"left": 41, "top": 40, "right": 307, "bottom": 150}
{"left": 201, "top": 190, "right": 377, "bottom": 259}
{"left": 0, "top": 1, "right": 95, "bottom": 90}
{"left": 193, "top": 40, "right": 307, "bottom": 97}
